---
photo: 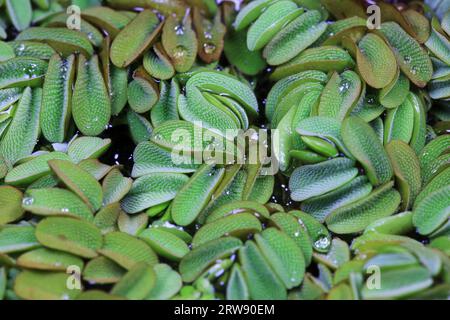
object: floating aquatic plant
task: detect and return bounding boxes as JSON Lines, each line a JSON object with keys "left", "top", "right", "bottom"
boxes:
{"left": 0, "top": 0, "right": 449, "bottom": 301}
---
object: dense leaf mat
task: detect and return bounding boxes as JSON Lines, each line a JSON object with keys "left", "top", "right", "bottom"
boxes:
{"left": 0, "top": 0, "right": 449, "bottom": 300}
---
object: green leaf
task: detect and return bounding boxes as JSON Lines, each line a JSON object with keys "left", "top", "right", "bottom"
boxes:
{"left": 127, "top": 72, "right": 158, "bottom": 113}
{"left": 269, "top": 212, "right": 313, "bottom": 265}
{"left": 224, "top": 29, "right": 266, "bottom": 76}
{"left": 234, "top": 0, "right": 275, "bottom": 31}
{"left": 40, "top": 54, "right": 75, "bottom": 143}
{"left": 271, "top": 46, "right": 354, "bottom": 80}
{"left": 413, "top": 186, "right": 450, "bottom": 235}
{"left": 93, "top": 203, "right": 121, "bottom": 235}
{"left": 301, "top": 176, "right": 372, "bottom": 223}
{"left": 6, "top": 0, "right": 32, "bottom": 31}
{"left": 172, "top": 164, "right": 224, "bottom": 226}
{"left": 139, "top": 228, "right": 189, "bottom": 261}
{"left": 0, "top": 186, "right": 24, "bottom": 225}
{"left": 0, "top": 225, "right": 39, "bottom": 254}
{"left": 0, "top": 57, "right": 47, "bottom": 89}
{"left": 14, "top": 270, "right": 80, "bottom": 300}
{"left": 68, "top": 136, "right": 111, "bottom": 163}
{"left": 365, "top": 211, "right": 413, "bottom": 235}
{"left": 83, "top": 256, "right": 125, "bottom": 284}
{"left": 313, "top": 238, "right": 350, "bottom": 269}
{"left": 386, "top": 140, "right": 421, "bottom": 210}
{"left": 81, "top": 6, "right": 131, "bottom": 38}
{"left": 102, "top": 168, "right": 132, "bottom": 206}
{"left": 239, "top": 240, "right": 287, "bottom": 300}
{"left": 161, "top": 14, "right": 197, "bottom": 73}
{"left": 111, "top": 262, "right": 156, "bottom": 300}
{"left": 226, "top": 264, "right": 249, "bottom": 300}
{"left": 98, "top": 231, "right": 158, "bottom": 270}
{"left": 0, "top": 87, "right": 41, "bottom": 167}
{"left": 263, "top": 10, "right": 327, "bottom": 65}
{"left": 384, "top": 97, "right": 415, "bottom": 144}
{"left": 356, "top": 33, "right": 397, "bottom": 89}
{"left": 150, "top": 79, "right": 180, "bottom": 127}
{"left": 255, "top": 228, "right": 305, "bottom": 289}
{"left": 121, "top": 173, "right": 188, "bottom": 214}
{"left": 110, "top": 66, "right": 128, "bottom": 116}
{"left": 246, "top": 1, "right": 302, "bottom": 51}
{"left": 17, "top": 248, "right": 84, "bottom": 271}
{"left": 425, "top": 21, "right": 450, "bottom": 65}
{"left": 146, "top": 264, "right": 182, "bottom": 300}
{"left": 17, "top": 27, "right": 94, "bottom": 57}
{"left": 143, "top": 43, "right": 175, "bottom": 80}
{"left": 0, "top": 41, "right": 15, "bottom": 62}
{"left": 192, "top": 213, "right": 262, "bottom": 247}
{"left": 318, "top": 71, "right": 361, "bottom": 121}
{"left": 379, "top": 70, "right": 410, "bottom": 109}
{"left": 379, "top": 22, "right": 432, "bottom": 87}
{"left": 361, "top": 265, "right": 432, "bottom": 299}
{"left": 179, "top": 237, "right": 242, "bottom": 282}
{"left": 206, "top": 200, "right": 270, "bottom": 223}
{"left": 131, "top": 141, "right": 198, "bottom": 177}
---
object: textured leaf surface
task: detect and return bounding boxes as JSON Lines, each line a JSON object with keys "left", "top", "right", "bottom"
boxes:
{"left": 72, "top": 55, "right": 111, "bottom": 136}
{"left": 289, "top": 158, "right": 358, "bottom": 201}
{"left": 35, "top": 217, "right": 102, "bottom": 258}
{"left": 342, "top": 116, "right": 393, "bottom": 186}
{"left": 326, "top": 182, "right": 401, "bottom": 234}
{"left": 98, "top": 232, "right": 158, "bottom": 270}
{"left": 22, "top": 188, "right": 94, "bottom": 221}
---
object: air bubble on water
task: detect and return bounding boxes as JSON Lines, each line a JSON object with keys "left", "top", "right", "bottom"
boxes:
{"left": 294, "top": 231, "right": 300, "bottom": 237}
{"left": 22, "top": 197, "right": 34, "bottom": 206}
{"left": 17, "top": 43, "right": 26, "bottom": 52}
{"left": 173, "top": 46, "right": 186, "bottom": 59}
{"left": 411, "top": 66, "right": 417, "bottom": 75}
{"left": 203, "top": 43, "right": 216, "bottom": 55}
{"left": 61, "top": 208, "right": 70, "bottom": 213}
{"left": 339, "top": 80, "right": 350, "bottom": 93}
{"left": 87, "top": 32, "right": 94, "bottom": 40}
{"left": 404, "top": 55, "right": 412, "bottom": 63}
{"left": 314, "top": 236, "right": 330, "bottom": 250}
{"left": 174, "top": 25, "right": 184, "bottom": 35}
{"left": 204, "top": 32, "right": 212, "bottom": 40}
